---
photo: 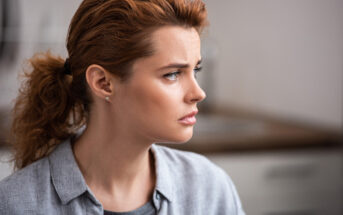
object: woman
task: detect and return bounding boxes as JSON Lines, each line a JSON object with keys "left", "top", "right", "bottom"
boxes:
{"left": 0, "top": 0, "right": 245, "bottom": 214}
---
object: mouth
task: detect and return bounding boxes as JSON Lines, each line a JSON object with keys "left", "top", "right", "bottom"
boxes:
{"left": 178, "top": 110, "right": 198, "bottom": 125}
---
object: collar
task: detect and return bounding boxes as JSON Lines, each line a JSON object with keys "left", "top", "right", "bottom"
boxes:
{"left": 48, "top": 139, "right": 175, "bottom": 204}
{"left": 48, "top": 139, "right": 89, "bottom": 205}
{"left": 151, "top": 144, "right": 175, "bottom": 202}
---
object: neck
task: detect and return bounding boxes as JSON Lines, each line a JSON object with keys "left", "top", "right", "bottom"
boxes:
{"left": 72, "top": 108, "right": 156, "bottom": 211}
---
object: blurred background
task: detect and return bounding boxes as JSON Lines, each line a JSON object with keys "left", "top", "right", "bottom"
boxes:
{"left": 0, "top": 0, "right": 342, "bottom": 214}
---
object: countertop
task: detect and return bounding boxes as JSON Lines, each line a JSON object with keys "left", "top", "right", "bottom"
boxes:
{"left": 162, "top": 107, "right": 343, "bottom": 154}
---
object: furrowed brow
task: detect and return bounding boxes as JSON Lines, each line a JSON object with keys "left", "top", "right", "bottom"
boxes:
{"left": 157, "top": 59, "right": 202, "bottom": 71}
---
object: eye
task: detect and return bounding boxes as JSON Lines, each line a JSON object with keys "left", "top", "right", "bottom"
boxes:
{"left": 163, "top": 71, "right": 181, "bottom": 81}
{"left": 193, "top": 66, "right": 202, "bottom": 78}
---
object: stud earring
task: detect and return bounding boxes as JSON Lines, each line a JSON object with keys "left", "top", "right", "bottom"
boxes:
{"left": 105, "top": 96, "right": 110, "bottom": 102}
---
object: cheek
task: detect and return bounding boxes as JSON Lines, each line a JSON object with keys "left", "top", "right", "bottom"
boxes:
{"left": 133, "top": 83, "right": 186, "bottom": 129}
{"left": 132, "top": 81, "right": 181, "bottom": 118}
{"left": 124, "top": 79, "right": 192, "bottom": 143}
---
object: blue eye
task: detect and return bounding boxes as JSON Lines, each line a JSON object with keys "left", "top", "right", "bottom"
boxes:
{"left": 163, "top": 67, "right": 202, "bottom": 81}
{"left": 163, "top": 71, "right": 181, "bottom": 81}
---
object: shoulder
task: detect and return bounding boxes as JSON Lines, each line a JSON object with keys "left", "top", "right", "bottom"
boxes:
{"left": 153, "top": 144, "right": 245, "bottom": 214}
{"left": 153, "top": 144, "right": 227, "bottom": 180}
{"left": 0, "top": 157, "right": 50, "bottom": 193}
{"left": 0, "top": 157, "right": 51, "bottom": 214}
{"left": 153, "top": 144, "right": 234, "bottom": 194}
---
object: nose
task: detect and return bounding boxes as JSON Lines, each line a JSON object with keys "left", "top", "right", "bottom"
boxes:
{"left": 184, "top": 77, "right": 207, "bottom": 104}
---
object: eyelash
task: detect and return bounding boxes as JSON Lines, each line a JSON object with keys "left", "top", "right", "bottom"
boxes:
{"left": 163, "top": 67, "right": 202, "bottom": 80}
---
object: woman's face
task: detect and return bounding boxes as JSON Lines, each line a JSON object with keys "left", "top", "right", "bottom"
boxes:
{"left": 112, "top": 26, "right": 206, "bottom": 144}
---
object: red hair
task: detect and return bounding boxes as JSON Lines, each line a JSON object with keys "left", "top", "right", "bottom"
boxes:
{"left": 10, "top": 0, "right": 208, "bottom": 169}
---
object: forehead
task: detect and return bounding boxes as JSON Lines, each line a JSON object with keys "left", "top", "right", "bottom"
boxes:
{"left": 149, "top": 26, "right": 201, "bottom": 65}
{"left": 128, "top": 26, "right": 201, "bottom": 82}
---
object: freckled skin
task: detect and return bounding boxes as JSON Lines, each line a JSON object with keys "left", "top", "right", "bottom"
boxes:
{"left": 112, "top": 26, "right": 206, "bottom": 144}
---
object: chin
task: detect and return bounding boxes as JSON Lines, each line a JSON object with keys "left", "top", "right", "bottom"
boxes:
{"left": 155, "top": 126, "right": 194, "bottom": 144}
{"left": 169, "top": 132, "right": 193, "bottom": 144}
{"left": 156, "top": 132, "right": 193, "bottom": 144}
{"left": 178, "top": 127, "right": 194, "bottom": 142}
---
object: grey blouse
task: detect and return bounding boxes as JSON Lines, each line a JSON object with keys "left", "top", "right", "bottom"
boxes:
{"left": 0, "top": 139, "right": 245, "bottom": 215}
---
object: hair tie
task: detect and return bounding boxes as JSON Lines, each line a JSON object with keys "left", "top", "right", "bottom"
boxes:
{"left": 64, "top": 58, "right": 72, "bottom": 75}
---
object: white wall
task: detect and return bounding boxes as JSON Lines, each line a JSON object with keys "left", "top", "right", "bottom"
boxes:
{"left": 202, "top": 0, "right": 343, "bottom": 131}
{"left": 0, "top": 0, "right": 81, "bottom": 109}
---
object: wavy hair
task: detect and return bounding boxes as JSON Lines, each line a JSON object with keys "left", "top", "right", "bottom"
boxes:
{"left": 10, "top": 0, "right": 208, "bottom": 169}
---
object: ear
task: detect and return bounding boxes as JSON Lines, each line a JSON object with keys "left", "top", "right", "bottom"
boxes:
{"left": 85, "top": 64, "right": 116, "bottom": 102}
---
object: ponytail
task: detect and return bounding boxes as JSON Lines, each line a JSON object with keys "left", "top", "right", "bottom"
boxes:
{"left": 10, "top": 52, "right": 81, "bottom": 169}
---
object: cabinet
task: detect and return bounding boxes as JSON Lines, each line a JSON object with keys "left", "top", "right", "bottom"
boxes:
{"left": 207, "top": 147, "right": 343, "bottom": 215}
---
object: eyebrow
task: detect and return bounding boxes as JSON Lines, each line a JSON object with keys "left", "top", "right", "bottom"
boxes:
{"left": 157, "top": 59, "right": 202, "bottom": 71}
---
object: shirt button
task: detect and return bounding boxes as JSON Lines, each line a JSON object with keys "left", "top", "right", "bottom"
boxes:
{"left": 155, "top": 193, "right": 160, "bottom": 200}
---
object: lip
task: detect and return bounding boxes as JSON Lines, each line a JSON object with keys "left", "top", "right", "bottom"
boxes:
{"left": 179, "top": 110, "right": 198, "bottom": 120}
{"left": 178, "top": 110, "right": 198, "bottom": 125}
